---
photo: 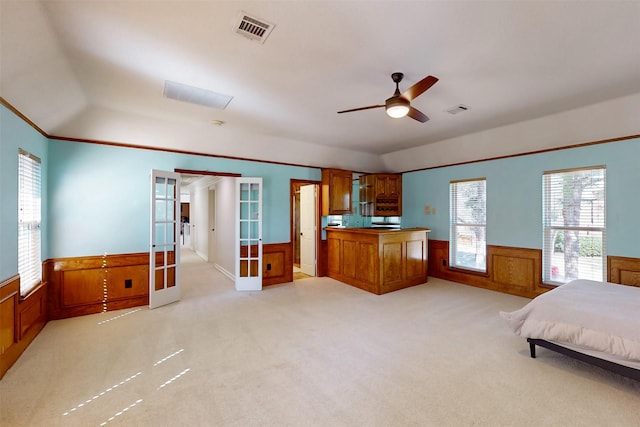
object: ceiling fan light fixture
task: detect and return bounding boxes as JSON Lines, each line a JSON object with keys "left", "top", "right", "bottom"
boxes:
{"left": 385, "top": 97, "right": 410, "bottom": 118}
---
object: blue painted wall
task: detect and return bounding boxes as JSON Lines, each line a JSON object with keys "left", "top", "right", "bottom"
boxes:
{"left": 402, "top": 137, "right": 640, "bottom": 257}
{"left": 2, "top": 102, "right": 639, "bottom": 283}
{"left": 0, "top": 105, "right": 48, "bottom": 281}
{"left": 47, "top": 139, "right": 320, "bottom": 258}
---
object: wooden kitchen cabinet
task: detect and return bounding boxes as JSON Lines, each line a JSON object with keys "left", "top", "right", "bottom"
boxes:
{"left": 322, "top": 168, "right": 353, "bottom": 215}
{"left": 326, "top": 227, "right": 430, "bottom": 294}
{"left": 359, "top": 173, "right": 402, "bottom": 216}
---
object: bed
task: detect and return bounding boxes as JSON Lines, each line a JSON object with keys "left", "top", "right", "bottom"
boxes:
{"left": 500, "top": 279, "right": 640, "bottom": 381}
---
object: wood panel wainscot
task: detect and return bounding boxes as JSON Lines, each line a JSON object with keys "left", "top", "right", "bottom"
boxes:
{"left": 262, "top": 243, "right": 293, "bottom": 286}
{"left": 1, "top": 275, "right": 48, "bottom": 379}
{"left": 428, "top": 240, "right": 546, "bottom": 298}
{"left": 429, "top": 240, "right": 640, "bottom": 297}
{"left": 608, "top": 255, "right": 640, "bottom": 287}
{"left": 46, "top": 253, "right": 150, "bottom": 320}
{"left": 326, "top": 227, "right": 430, "bottom": 295}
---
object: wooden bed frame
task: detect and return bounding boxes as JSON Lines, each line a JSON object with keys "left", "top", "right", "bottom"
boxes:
{"left": 527, "top": 338, "right": 640, "bottom": 381}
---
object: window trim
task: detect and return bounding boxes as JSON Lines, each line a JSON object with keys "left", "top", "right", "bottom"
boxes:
{"left": 450, "top": 177, "right": 487, "bottom": 273}
{"left": 542, "top": 165, "right": 606, "bottom": 286}
{"left": 18, "top": 148, "right": 42, "bottom": 297}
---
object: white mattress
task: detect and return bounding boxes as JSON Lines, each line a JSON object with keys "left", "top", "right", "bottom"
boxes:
{"left": 501, "top": 279, "right": 640, "bottom": 364}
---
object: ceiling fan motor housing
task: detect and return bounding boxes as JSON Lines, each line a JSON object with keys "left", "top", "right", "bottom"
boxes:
{"left": 385, "top": 95, "right": 410, "bottom": 118}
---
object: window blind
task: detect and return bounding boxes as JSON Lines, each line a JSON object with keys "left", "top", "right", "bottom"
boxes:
{"left": 450, "top": 178, "right": 486, "bottom": 272}
{"left": 542, "top": 166, "right": 606, "bottom": 284}
{"left": 18, "top": 149, "right": 42, "bottom": 296}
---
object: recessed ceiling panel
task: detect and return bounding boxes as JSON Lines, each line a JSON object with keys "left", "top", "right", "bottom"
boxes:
{"left": 163, "top": 80, "right": 232, "bottom": 110}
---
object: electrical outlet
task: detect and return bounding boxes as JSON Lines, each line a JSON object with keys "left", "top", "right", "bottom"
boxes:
{"left": 442, "top": 259, "right": 447, "bottom": 266}
{"left": 125, "top": 279, "right": 133, "bottom": 288}
{"left": 267, "top": 263, "right": 271, "bottom": 271}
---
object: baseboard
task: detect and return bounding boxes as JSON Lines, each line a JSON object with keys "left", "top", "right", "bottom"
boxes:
{"left": 195, "top": 250, "right": 208, "bottom": 262}
{"left": 215, "top": 264, "right": 235, "bottom": 282}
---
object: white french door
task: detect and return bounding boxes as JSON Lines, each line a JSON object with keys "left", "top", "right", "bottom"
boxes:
{"left": 299, "top": 184, "right": 317, "bottom": 276}
{"left": 149, "top": 170, "right": 181, "bottom": 309}
{"left": 235, "top": 177, "right": 262, "bottom": 291}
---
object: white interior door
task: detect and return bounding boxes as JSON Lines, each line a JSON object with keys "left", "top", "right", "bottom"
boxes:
{"left": 150, "top": 170, "right": 181, "bottom": 309}
{"left": 208, "top": 188, "right": 216, "bottom": 263}
{"left": 300, "top": 184, "right": 317, "bottom": 276}
{"left": 235, "top": 177, "right": 262, "bottom": 291}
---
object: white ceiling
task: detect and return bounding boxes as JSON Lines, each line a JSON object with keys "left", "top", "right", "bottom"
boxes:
{"left": 2, "top": 1, "right": 640, "bottom": 172}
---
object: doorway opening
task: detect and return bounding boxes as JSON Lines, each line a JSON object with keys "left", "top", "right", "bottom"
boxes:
{"left": 291, "top": 180, "right": 321, "bottom": 281}
{"left": 176, "top": 169, "right": 241, "bottom": 270}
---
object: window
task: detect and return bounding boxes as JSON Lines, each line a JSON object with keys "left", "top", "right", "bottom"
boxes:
{"left": 543, "top": 166, "right": 606, "bottom": 285}
{"left": 18, "top": 149, "right": 42, "bottom": 296}
{"left": 450, "top": 178, "right": 486, "bottom": 272}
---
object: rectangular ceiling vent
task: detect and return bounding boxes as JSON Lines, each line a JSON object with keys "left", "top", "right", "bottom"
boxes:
{"left": 163, "top": 81, "right": 232, "bottom": 110}
{"left": 446, "top": 104, "right": 470, "bottom": 115}
{"left": 235, "top": 12, "right": 275, "bottom": 43}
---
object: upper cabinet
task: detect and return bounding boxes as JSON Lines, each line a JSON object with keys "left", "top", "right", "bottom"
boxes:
{"left": 322, "top": 168, "right": 353, "bottom": 215}
{"left": 360, "top": 173, "right": 402, "bottom": 216}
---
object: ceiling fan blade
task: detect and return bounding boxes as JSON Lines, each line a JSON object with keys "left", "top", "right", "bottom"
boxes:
{"left": 407, "top": 106, "right": 429, "bottom": 123}
{"left": 402, "top": 75, "right": 438, "bottom": 101}
{"left": 337, "top": 104, "right": 385, "bottom": 114}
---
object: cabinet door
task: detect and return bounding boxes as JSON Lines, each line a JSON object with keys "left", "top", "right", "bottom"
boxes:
{"left": 386, "top": 175, "right": 401, "bottom": 196}
{"left": 375, "top": 176, "right": 388, "bottom": 196}
{"left": 331, "top": 172, "right": 352, "bottom": 214}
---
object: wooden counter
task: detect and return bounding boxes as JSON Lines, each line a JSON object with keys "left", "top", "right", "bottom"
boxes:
{"left": 325, "top": 227, "right": 430, "bottom": 294}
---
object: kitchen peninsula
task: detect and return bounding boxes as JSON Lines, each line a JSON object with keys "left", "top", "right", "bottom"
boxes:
{"left": 325, "top": 227, "right": 430, "bottom": 295}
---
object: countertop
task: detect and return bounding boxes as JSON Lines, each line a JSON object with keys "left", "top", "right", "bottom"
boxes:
{"left": 324, "top": 227, "right": 431, "bottom": 235}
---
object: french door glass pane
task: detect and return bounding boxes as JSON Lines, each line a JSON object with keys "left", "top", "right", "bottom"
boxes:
{"left": 156, "top": 200, "right": 166, "bottom": 221}
{"left": 167, "top": 200, "right": 175, "bottom": 221}
{"left": 167, "top": 178, "right": 176, "bottom": 198}
{"left": 240, "top": 202, "right": 248, "bottom": 219}
{"left": 240, "top": 183, "right": 249, "bottom": 200}
{"left": 250, "top": 183, "right": 259, "bottom": 199}
{"left": 167, "top": 265, "right": 176, "bottom": 288}
{"left": 250, "top": 201, "right": 259, "bottom": 219}
{"left": 155, "top": 223, "right": 166, "bottom": 245}
{"left": 155, "top": 176, "right": 166, "bottom": 197}
{"left": 167, "top": 224, "right": 175, "bottom": 244}
{"left": 155, "top": 269, "right": 164, "bottom": 291}
{"left": 250, "top": 221, "right": 258, "bottom": 239}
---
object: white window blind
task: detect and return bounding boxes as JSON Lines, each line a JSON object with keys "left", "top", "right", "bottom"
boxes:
{"left": 18, "top": 149, "right": 42, "bottom": 296}
{"left": 542, "top": 166, "right": 606, "bottom": 285}
{"left": 450, "top": 178, "right": 486, "bottom": 272}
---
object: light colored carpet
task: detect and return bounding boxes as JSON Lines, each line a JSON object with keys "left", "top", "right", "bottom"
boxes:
{"left": 1, "top": 249, "right": 639, "bottom": 426}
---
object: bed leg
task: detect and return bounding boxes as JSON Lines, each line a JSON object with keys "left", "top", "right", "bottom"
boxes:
{"left": 528, "top": 339, "right": 536, "bottom": 358}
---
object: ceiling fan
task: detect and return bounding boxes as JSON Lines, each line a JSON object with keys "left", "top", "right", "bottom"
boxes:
{"left": 337, "top": 72, "right": 438, "bottom": 122}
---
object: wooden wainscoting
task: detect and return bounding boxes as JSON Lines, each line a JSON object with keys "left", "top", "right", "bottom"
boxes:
{"left": 263, "top": 243, "right": 293, "bottom": 286}
{"left": 428, "top": 240, "right": 546, "bottom": 298}
{"left": 489, "top": 246, "right": 542, "bottom": 296}
{"left": 47, "top": 245, "right": 297, "bottom": 320}
{"left": 1, "top": 275, "right": 48, "bottom": 379}
{"left": 429, "top": 240, "right": 640, "bottom": 296}
{"left": 46, "top": 253, "right": 149, "bottom": 320}
{"left": 608, "top": 256, "right": 640, "bottom": 287}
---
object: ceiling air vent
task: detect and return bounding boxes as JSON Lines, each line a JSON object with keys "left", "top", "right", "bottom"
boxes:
{"left": 235, "top": 12, "right": 275, "bottom": 43}
{"left": 446, "top": 104, "right": 471, "bottom": 115}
